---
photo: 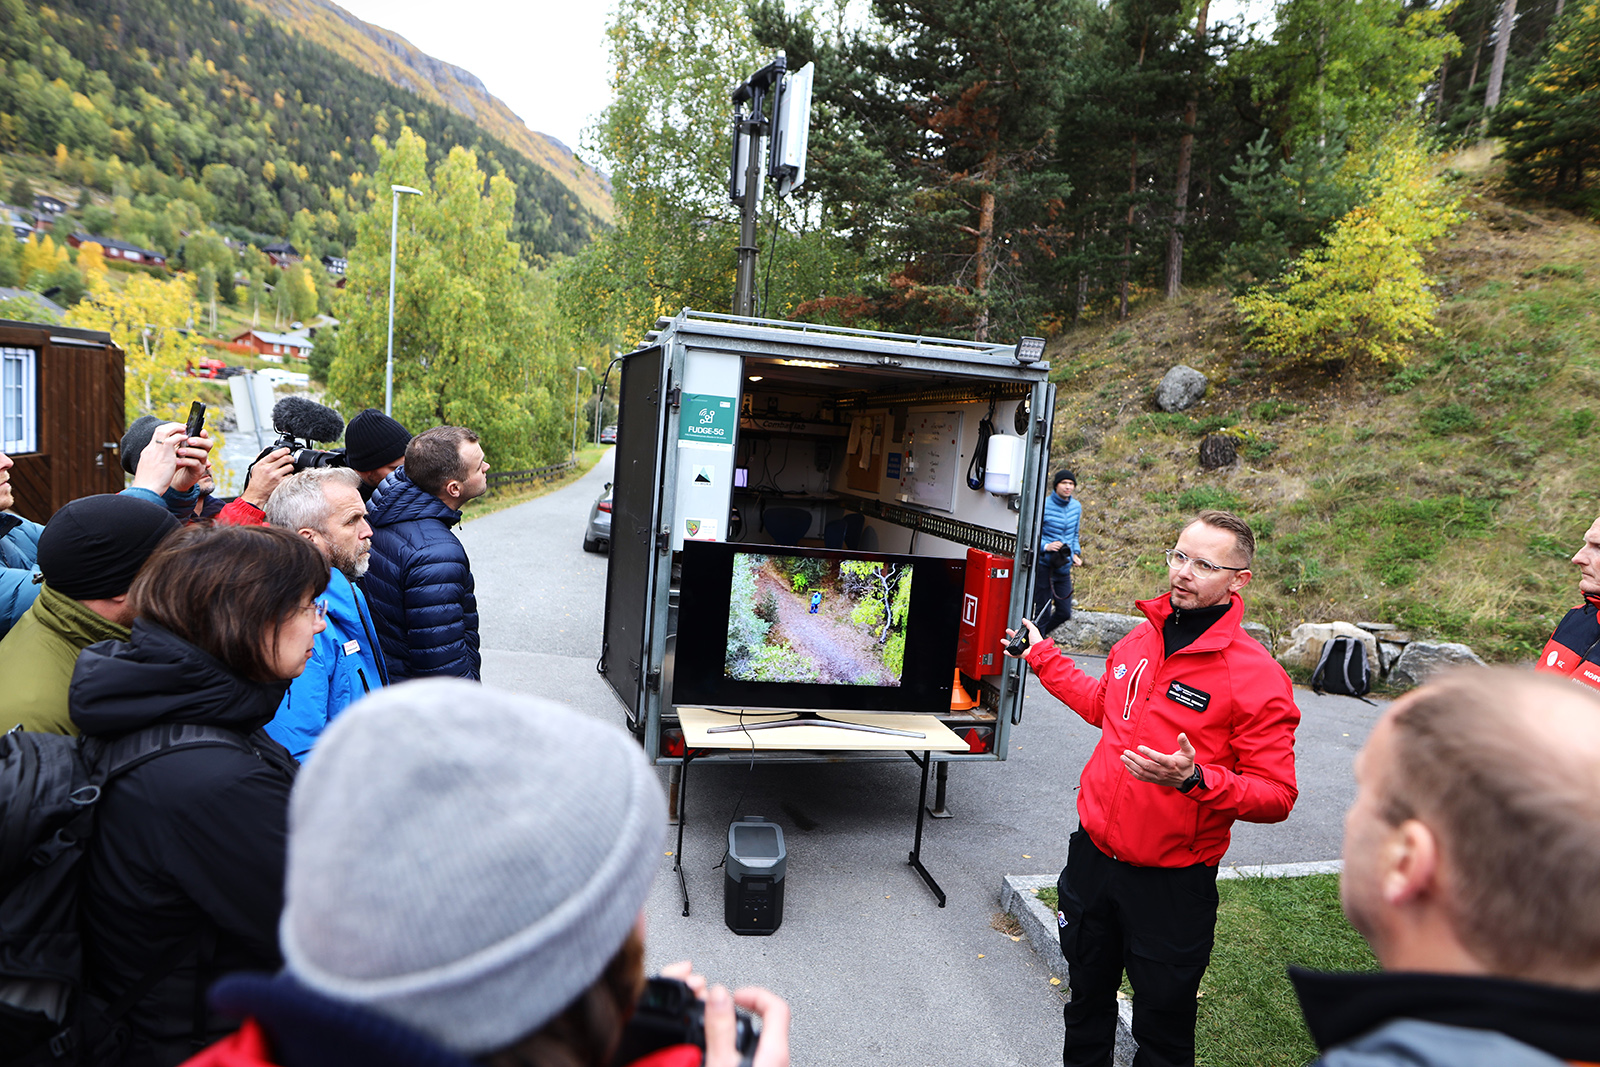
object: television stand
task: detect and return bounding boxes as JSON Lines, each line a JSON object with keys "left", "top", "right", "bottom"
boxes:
{"left": 671, "top": 707, "right": 969, "bottom": 914}
{"left": 705, "top": 713, "right": 926, "bottom": 739}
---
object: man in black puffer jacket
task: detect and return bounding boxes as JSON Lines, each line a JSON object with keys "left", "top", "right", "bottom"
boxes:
{"left": 364, "top": 426, "right": 488, "bottom": 681}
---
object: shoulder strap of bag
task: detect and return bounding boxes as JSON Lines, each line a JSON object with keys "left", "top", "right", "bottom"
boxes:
{"left": 93, "top": 723, "right": 255, "bottom": 784}
{"left": 1310, "top": 638, "right": 1338, "bottom": 693}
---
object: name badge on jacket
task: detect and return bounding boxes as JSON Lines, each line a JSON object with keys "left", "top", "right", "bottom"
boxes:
{"left": 1166, "top": 680, "right": 1211, "bottom": 712}
{"left": 343, "top": 639, "right": 361, "bottom": 656}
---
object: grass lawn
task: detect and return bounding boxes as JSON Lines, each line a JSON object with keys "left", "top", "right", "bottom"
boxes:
{"left": 1038, "top": 873, "right": 1376, "bottom": 1067}
{"left": 459, "top": 444, "right": 610, "bottom": 523}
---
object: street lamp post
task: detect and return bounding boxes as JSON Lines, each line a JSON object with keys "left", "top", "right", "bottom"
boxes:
{"left": 385, "top": 184, "right": 424, "bottom": 416}
{"left": 572, "top": 366, "right": 589, "bottom": 460}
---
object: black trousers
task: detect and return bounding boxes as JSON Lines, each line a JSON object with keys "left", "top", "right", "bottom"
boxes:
{"left": 1033, "top": 560, "right": 1074, "bottom": 634}
{"left": 1055, "top": 830, "right": 1218, "bottom": 1067}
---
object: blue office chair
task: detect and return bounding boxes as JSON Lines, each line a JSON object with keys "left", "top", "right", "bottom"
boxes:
{"left": 823, "top": 512, "right": 865, "bottom": 550}
{"left": 763, "top": 507, "right": 812, "bottom": 546}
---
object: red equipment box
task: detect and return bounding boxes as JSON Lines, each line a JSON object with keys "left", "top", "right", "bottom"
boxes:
{"left": 956, "top": 547, "right": 1014, "bottom": 678}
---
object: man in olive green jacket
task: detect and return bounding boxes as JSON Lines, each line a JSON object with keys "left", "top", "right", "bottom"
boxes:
{"left": 0, "top": 494, "right": 178, "bottom": 734}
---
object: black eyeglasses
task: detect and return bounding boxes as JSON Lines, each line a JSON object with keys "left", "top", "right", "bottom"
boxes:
{"left": 1164, "top": 549, "right": 1248, "bottom": 576}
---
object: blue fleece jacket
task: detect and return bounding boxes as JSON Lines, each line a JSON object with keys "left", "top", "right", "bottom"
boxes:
{"left": 0, "top": 512, "right": 42, "bottom": 638}
{"left": 266, "top": 569, "right": 389, "bottom": 761}
{"left": 1038, "top": 492, "right": 1082, "bottom": 569}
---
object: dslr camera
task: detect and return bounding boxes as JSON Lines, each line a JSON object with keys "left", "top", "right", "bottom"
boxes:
{"left": 610, "top": 977, "right": 758, "bottom": 1067}
{"left": 262, "top": 396, "right": 349, "bottom": 471}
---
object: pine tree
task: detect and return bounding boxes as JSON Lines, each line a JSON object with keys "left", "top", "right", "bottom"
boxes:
{"left": 1494, "top": 0, "right": 1600, "bottom": 206}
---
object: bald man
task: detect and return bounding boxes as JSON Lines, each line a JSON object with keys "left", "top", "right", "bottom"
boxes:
{"left": 1292, "top": 669, "right": 1600, "bottom": 1065}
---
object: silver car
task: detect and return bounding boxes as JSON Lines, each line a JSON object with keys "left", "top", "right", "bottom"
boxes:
{"left": 583, "top": 482, "right": 612, "bottom": 553}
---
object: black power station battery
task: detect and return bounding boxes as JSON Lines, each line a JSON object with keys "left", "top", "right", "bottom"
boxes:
{"left": 723, "top": 816, "right": 786, "bottom": 935}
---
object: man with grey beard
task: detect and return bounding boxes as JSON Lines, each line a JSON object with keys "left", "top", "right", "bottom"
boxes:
{"left": 263, "top": 467, "right": 389, "bottom": 760}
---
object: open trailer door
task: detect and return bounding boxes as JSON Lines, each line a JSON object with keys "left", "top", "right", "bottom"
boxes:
{"left": 600, "top": 345, "right": 673, "bottom": 734}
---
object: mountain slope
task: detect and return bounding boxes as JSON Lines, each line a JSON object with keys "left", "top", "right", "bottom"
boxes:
{"left": 0, "top": 0, "right": 600, "bottom": 257}
{"left": 241, "top": 0, "right": 612, "bottom": 224}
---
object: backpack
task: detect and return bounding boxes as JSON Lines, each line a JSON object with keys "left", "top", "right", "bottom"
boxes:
{"left": 0, "top": 724, "right": 253, "bottom": 1067}
{"left": 1310, "top": 636, "right": 1375, "bottom": 703}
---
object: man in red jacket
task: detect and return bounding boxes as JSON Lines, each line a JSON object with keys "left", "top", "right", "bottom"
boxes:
{"left": 1534, "top": 511, "right": 1600, "bottom": 689}
{"left": 1008, "top": 509, "right": 1300, "bottom": 1067}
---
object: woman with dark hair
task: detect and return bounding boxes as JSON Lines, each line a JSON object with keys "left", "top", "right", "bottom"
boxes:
{"left": 69, "top": 524, "right": 330, "bottom": 1067}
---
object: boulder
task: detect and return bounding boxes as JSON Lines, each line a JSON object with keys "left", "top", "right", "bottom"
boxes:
{"left": 1277, "top": 621, "right": 1379, "bottom": 673}
{"left": 1155, "top": 365, "right": 1207, "bottom": 412}
{"left": 1389, "top": 641, "right": 1486, "bottom": 690}
{"left": 1051, "top": 610, "right": 1144, "bottom": 655}
{"left": 1378, "top": 641, "right": 1405, "bottom": 676}
{"left": 1242, "top": 621, "right": 1273, "bottom": 650}
{"left": 1356, "top": 622, "right": 1396, "bottom": 633}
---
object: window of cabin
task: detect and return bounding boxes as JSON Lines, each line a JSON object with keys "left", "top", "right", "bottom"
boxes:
{"left": 1, "top": 346, "right": 37, "bottom": 453}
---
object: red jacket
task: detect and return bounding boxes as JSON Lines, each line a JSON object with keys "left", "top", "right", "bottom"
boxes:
{"left": 1025, "top": 592, "right": 1300, "bottom": 867}
{"left": 215, "top": 498, "right": 267, "bottom": 527}
{"left": 184, "top": 1019, "right": 703, "bottom": 1067}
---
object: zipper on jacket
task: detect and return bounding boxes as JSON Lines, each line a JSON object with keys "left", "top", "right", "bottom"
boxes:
{"left": 356, "top": 667, "right": 370, "bottom": 694}
{"left": 1123, "top": 658, "right": 1148, "bottom": 720}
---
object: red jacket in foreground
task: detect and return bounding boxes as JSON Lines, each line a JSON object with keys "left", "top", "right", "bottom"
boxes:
{"left": 1024, "top": 592, "right": 1300, "bottom": 867}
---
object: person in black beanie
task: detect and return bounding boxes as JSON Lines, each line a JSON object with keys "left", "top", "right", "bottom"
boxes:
{"left": 344, "top": 409, "right": 412, "bottom": 502}
{"left": 0, "top": 494, "right": 180, "bottom": 734}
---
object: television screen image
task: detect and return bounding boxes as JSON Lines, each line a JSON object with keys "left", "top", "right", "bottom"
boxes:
{"left": 674, "top": 542, "right": 965, "bottom": 714}
{"left": 726, "top": 554, "right": 912, "bottom": 687}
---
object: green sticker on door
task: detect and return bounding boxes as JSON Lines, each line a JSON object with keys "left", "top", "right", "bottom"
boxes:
{"left": 679, "top": 394, "right": 737, "bottom": 447}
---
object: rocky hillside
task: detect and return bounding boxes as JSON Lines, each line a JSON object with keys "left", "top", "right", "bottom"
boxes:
{"left": 240, "top": 0, "right": 613, "bottom": 223}
{"left": 1043, "top": 156, "right": 1600, "bottom": 665}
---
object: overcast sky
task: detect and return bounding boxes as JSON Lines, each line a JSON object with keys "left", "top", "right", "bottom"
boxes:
{"left": 331, "top": 0, "right": 1277, "bottom": 165}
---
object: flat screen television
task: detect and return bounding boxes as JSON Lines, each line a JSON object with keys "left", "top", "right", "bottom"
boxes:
{"left": 673, "top": 541, "right": 966, "bottom": 714}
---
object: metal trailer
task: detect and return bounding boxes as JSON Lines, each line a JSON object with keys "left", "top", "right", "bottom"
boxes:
{"left": 599, "top": 310, "right": 1056, "bottom": 786}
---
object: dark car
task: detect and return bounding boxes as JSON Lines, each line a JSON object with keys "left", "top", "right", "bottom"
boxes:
{"left": 599, "top": 424, "right": 618, "bottom": 444}
{"left": 583, "top": 482, "right": 612, "bottom": 553}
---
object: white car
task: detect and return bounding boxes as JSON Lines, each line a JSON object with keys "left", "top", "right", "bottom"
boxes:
{"left": 257, "top": 368, "right": 310, "bottom": 387}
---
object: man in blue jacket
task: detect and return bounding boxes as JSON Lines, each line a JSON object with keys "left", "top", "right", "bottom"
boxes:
{"left": 1033, "top": 469, "right": 1083, "bottom": 635}
{"left": 364, "top": 426, "right": 488, "bottom": 681}
{"left": 0, "top": 449, "right": 43, "bottom": 638}
{"left": 264, "top": 467, "right": 389, "bottom": 759}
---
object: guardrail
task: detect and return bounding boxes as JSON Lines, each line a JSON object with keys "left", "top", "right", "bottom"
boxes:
{"left": 485, "top": 459, "right": 575, "bottom": 495}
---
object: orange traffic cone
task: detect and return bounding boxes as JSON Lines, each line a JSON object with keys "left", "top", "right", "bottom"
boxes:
{"left": 950, "top": 668, "right": 979, "bottom": 711}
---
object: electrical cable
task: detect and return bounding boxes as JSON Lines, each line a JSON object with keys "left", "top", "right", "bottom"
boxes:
{"left": 760, "top": 202, "right": 781, "bottom": 319}
{"left": 711, "top": 707, "right": 761, "bottom": 873}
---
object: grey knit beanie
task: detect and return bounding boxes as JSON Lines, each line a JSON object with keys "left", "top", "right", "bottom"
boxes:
{"left": 279, "top": 679, "right": 666, "bottom": 1055}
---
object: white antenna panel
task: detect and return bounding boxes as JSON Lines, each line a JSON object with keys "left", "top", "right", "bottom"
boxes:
{"left": 773, "top": 62, "right": 814, "bottom": 197}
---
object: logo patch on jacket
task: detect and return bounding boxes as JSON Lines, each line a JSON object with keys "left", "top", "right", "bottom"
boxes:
{"left": 1113, "top": 663, "right": 1127, "bottom": 680}
{"left": 1166, "top": 680, "right": 1211, "bottom": 711}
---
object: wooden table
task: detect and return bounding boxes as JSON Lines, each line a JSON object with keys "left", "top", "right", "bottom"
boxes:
{"left": 672, "top": 708, "right": 971, "bottom": 912}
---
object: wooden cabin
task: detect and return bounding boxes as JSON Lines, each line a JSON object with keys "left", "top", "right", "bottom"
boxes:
{"left": 0, "top": 319, "right": 125, "bottom": 522}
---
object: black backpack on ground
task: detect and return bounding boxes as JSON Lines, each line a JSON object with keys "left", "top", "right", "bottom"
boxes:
{"left": 0, "top": 724, "right": 252, "bottom": 1067}
{"left": 1310, "top": 636, "right": 1375, "bottom": 704}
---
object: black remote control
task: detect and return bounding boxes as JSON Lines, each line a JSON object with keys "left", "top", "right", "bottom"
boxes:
{"left": 1005, "top": 628, "right": 1031, "bottom": 657}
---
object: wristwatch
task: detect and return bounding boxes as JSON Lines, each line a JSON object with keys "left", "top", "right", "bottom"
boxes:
{"left": 1177, "top": 765, "right": 1206, "bottom": 794}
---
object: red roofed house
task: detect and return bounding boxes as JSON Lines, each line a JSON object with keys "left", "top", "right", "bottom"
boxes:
{"left": 231, "top": 328, "right": 313, "bottom": 360}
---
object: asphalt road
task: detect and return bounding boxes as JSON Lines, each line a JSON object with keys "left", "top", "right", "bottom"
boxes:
{"left": 460, "top": 455, "right": 1384, "bottom": 1066}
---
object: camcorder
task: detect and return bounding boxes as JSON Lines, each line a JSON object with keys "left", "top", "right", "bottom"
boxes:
{"left": 257, "top": 396, "right": 349, "bottom": 471}
{"left": 610, "top": 977, "right": 758, "bottom": 1067}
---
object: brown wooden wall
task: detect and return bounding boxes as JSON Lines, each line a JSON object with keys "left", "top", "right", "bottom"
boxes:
{"left": 1, "top": 322, "right": 124, "bottom": 523}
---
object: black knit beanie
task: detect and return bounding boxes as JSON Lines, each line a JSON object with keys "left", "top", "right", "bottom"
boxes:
{"left": 345, "top": 409, "right": 412, "bottom": 471}
{"left": 37, "top": 494, "right": 180, "bottom": 600}
{"left": 1052, "top": 469, "right": 1077, "bottom": 490}
{"left": 119, "top": 415, "right": 163, "bottom": 476}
